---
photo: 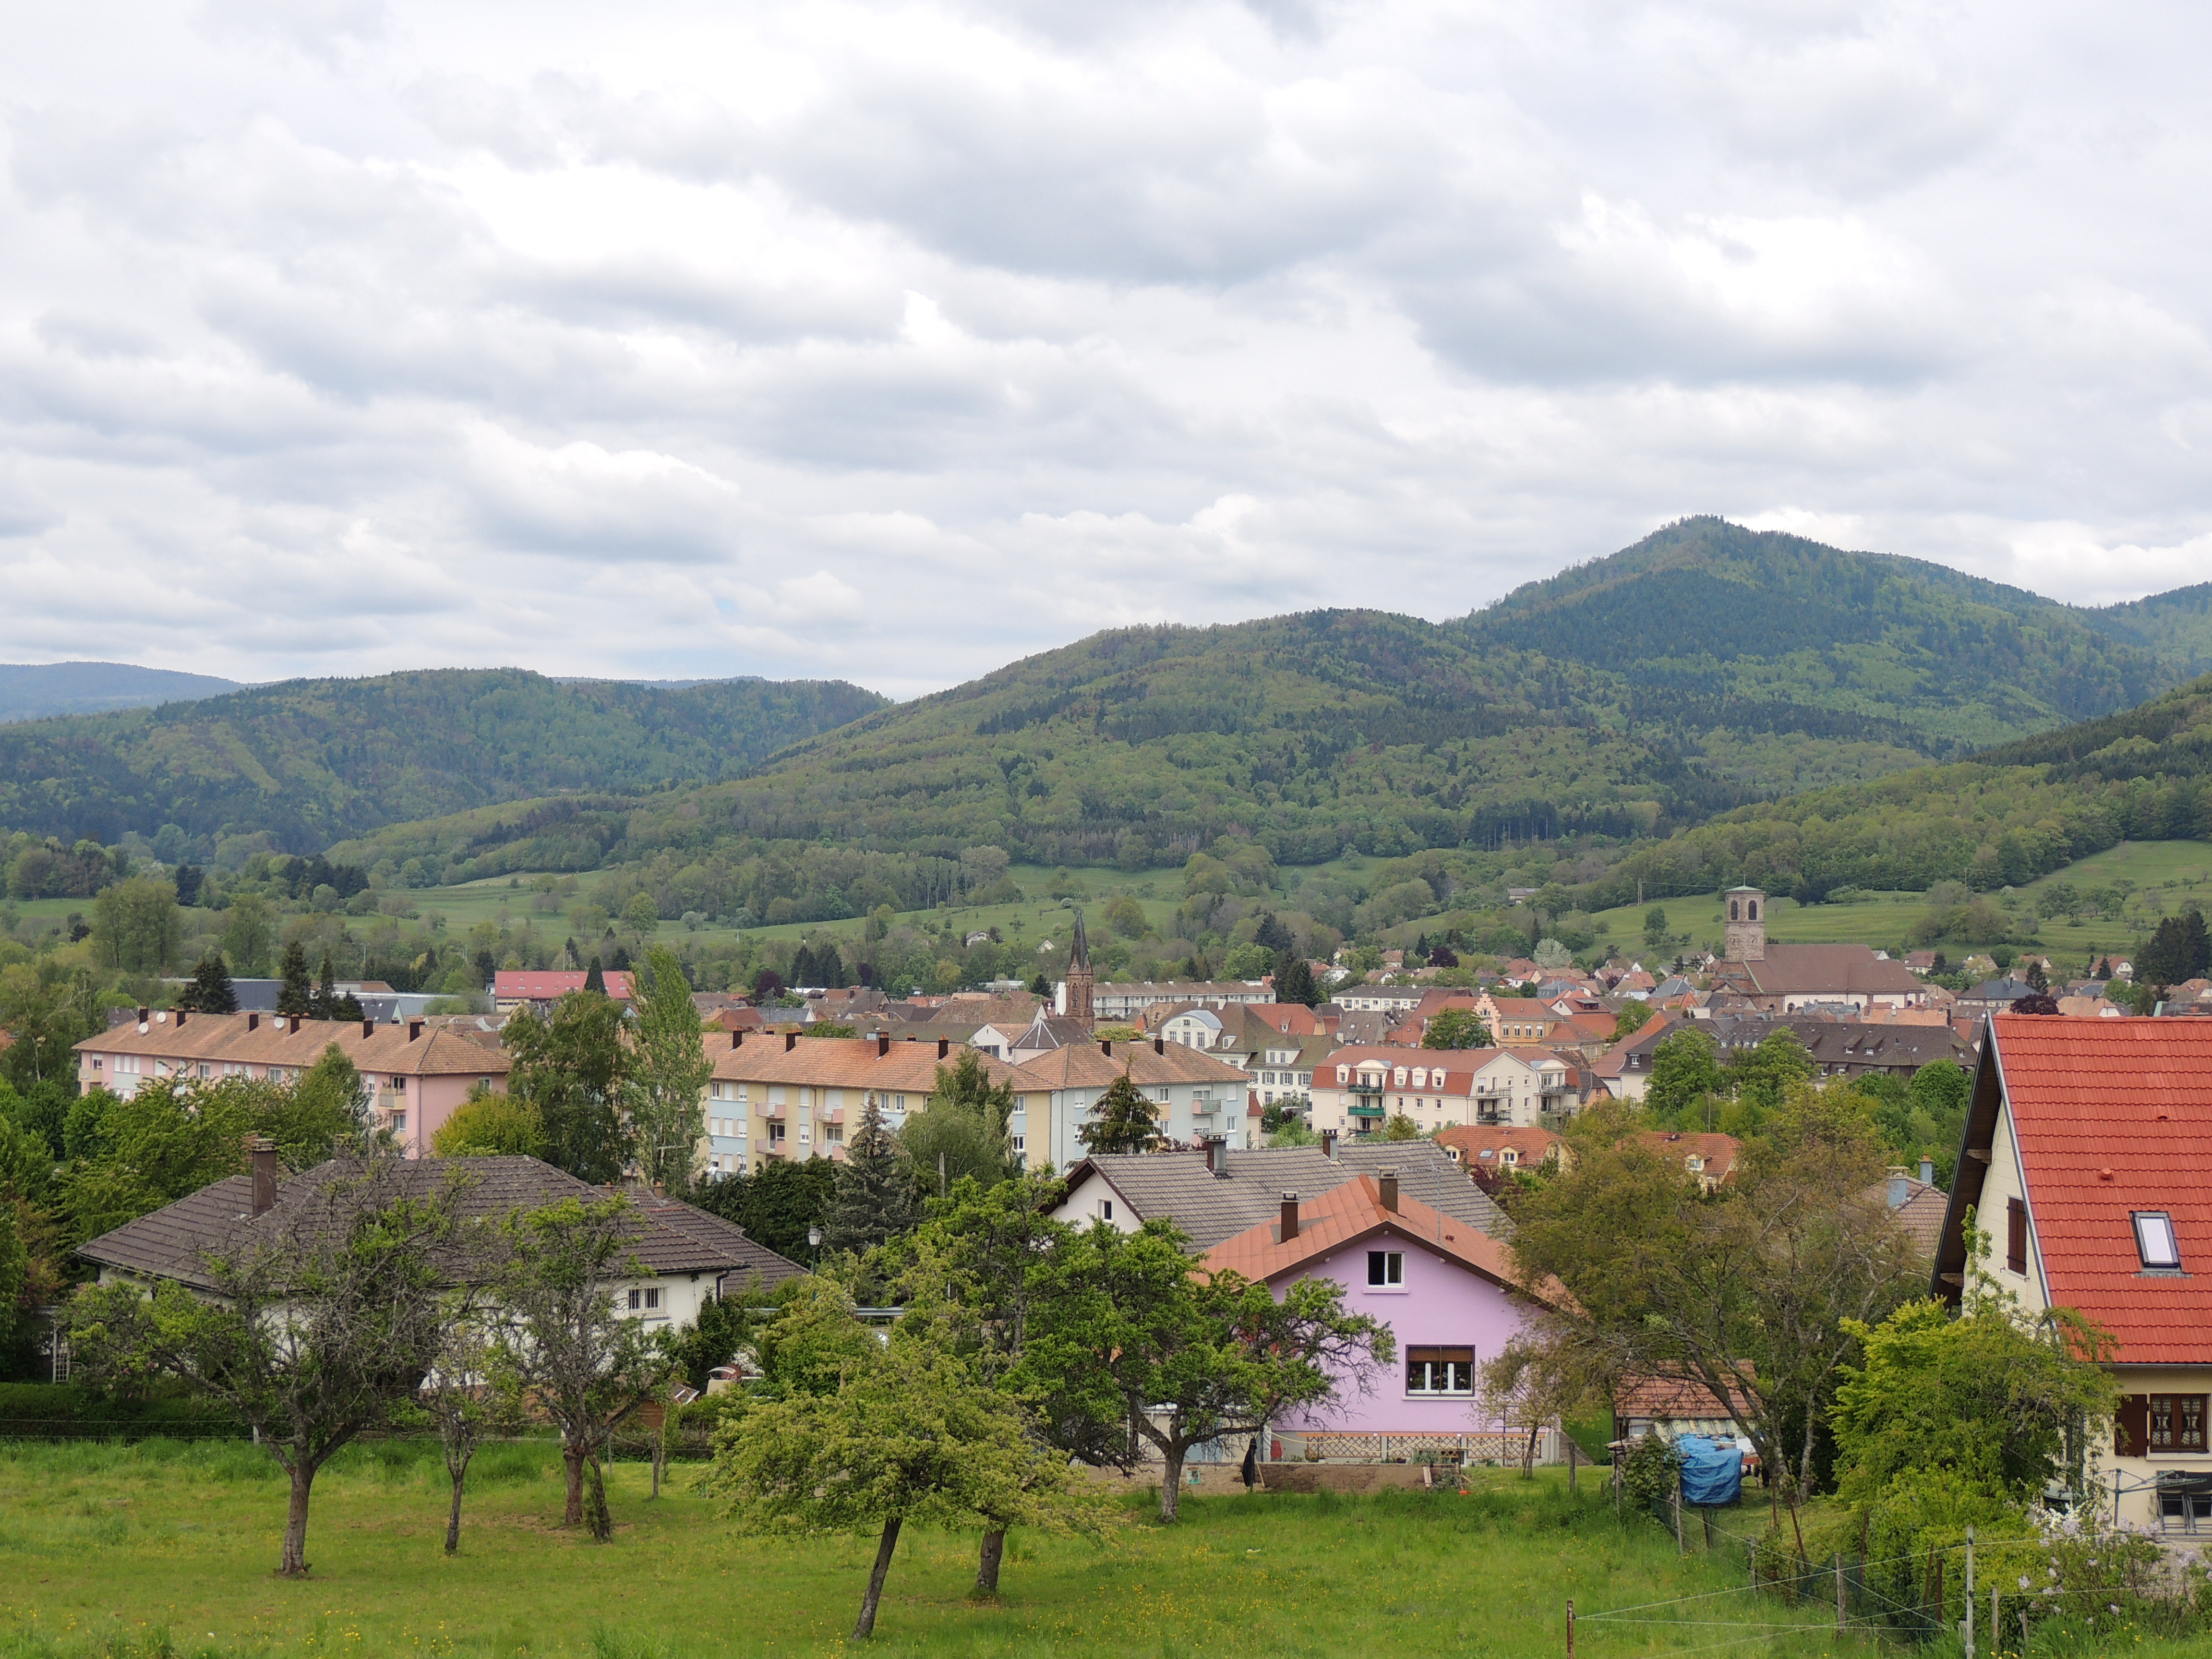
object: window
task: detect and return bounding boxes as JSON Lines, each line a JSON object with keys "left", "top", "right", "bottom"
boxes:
{"left": 735, "top": 1118, "right": 746, "bottom": 1139}
{"left": 625, "top": 1287, "right": 663, "bottom": 1312}
{"left": 1406, "top": 1346, "right": 1475, "bottom": 1395}
{"left": 2135, "top": 1212, "right": 2183, "bottom": 1271}
{"left": 1367, "top": 1250, "right": 1404, "bottom": 1287}
{"left": 390, "top": 1112, "right": 407, "bottom": 1135}
{"left": 2150, "top": 1395, "right": 2208, "bottom": 1453}
{"left": 1099, "top": 1200, "right": 1114, "bottom": 1221}
{"left": 2007, "top": 1199, "right": 2028, "bottom": 1273}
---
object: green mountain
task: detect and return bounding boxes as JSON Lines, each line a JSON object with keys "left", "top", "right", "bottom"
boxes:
{"left": 0, "top": 661, "right": 242, "bottom": 722}
{"left": 0, "top": 670, "right": 888, "bottom": 853}
{"left": 2087, "top": 582, "right": 2212, "bottom": 683}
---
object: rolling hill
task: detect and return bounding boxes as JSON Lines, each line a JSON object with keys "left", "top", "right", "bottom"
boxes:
{"left": 0, "top": 671, "right": 888, "bottom": 852}
{"left": 0, "top": 661, "right": 242, "bottom": 722}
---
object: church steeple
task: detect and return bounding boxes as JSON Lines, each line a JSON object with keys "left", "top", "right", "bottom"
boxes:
{"left": 1065, "top": 908, "right": 1094, "bottom": 1022}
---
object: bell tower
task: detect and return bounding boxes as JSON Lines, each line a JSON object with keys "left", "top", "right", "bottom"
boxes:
{"left": 1723, "top": 886, "right": 1767, "bottom": 962}
{"left": 1064, "top": 908, "right": 1095, "bottom": 1022}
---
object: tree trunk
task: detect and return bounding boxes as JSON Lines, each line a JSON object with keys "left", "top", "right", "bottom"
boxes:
{"left": 444, "top": 1450, "right": 472, "bottom": 1556}
{"left": 563, "top": 1441, "right": 587, "bottom": 1526}
{"left": 976, "top": 1527, "right": 1005, "bottom": 1594}
{"left": 853, "top": 1515, "right": 902, "bottom": 1640}
{"left": 1158, "top": 1447, "right": 1186, "bottom": 1521}
{"left": 279, "top": 1459, "right": 317, "bottom": 1577}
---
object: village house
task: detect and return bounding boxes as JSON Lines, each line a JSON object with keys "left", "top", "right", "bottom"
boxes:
{"left": 699, "top": 1031, "right": 1029, "bottom": 1176}
{"left": 1306, "top": 1045, "right": 1577, "bottom": 1136}
{"left": 1086, "top": 980, "right": 1278, "bottom": 1022}
{"left": 1012, "top": 1037, "right": 1256, "bottom": 1170}
{"left": 73, "top": 1009, "right": 511, "bottom": 1158}
{"left": 492, "top": 969, "right": 636, "bottom": 1015}
{"left": 1202, "top": 1172, "right": 1551, "bottom": 1458}
{"left": 78, "top": 1147, "right": 802, "bottom": 1328}
{"left": 1435, "top": 1124, "right": 1567, "bottom": 1188}
{"left": 1934, "top": 1014, "right": 2212, "bottom": 1536}
{"left": 1706, "top": 888, "right": 1929, "bottom": 1012}
{"left": 1635, "top": 1130, "right": 1741, "bottom": 1192}
{"left": 1473, "top": 994, "right": 1571, "bottom": 1044}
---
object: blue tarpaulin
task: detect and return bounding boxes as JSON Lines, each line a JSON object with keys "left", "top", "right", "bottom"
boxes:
{"left": 1676, "top": 1435, "right": 1743, "bottom": 1506}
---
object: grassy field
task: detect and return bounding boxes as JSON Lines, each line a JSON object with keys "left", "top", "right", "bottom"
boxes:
{"left": 0, "top": 1438, "right": 1918, "bottom": 1659}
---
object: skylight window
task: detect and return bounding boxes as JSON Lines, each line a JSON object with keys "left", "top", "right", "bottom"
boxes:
{"left": 2134, "top": 1212, "right": 2182, "bottom": 1271}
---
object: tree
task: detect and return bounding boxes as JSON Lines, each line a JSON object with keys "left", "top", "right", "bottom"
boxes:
{"left": 1611, "top": 1002, "right": 1660, "bottom": 1044}
{"left": 2023, "top": 956, "right": 2050, "bottom": 994}
{"left": 177, "top": 953, "right": 238, "bottom": 1014}
{"left": 1024, "top": 1218, "right": 1394, "bottom": 1520}
{"left": 900, "top": 1052, "right": 1018, "bottom": 1195}
{"left": 276, "top": 940, "right": 313, "bottom": 1017}
{"left": 2137, "top": 910, "right": 2211, "bottom": 992}
{"left": 1508, "top": 1085, "right": 1922, "bottom": 1539}
{"left": 311, "top": 954, "right": 363, "bottom": 1022}
{"left": 416, "top": 1295, "right": 511, "bottom": 1554}
{"left": 1423, "top": 1008, "right": 1492, "bottom": 1049}
{"left": 583, "top": 957, "right": 608, "bottom": 995}
{"left": 691, "top": 1158, "right": 835, "bottom": 1261}
{"left": 0, "top": 965, "right": 101, "bottom": 1090}
{"left": 1644, "top": 1027, "right": 1722, "bottom": 1123}
{"left": 489, "top": 1194, "right": 669, "bottom": 1530}
{"left": 66, "top": 1157, "right": 460, "bottom": 1575}
{"left": 1272, "top": 953, "right": 1319, "bottom": 1007}
{"left": 1532, "top": 937, "right": 1572, "bottom": 971}
{"left": 504, "top": 992, "right": 634, "bottom": 1183}
{"left": 1076, "top": 1073, "right": 1163, "bottom": 1155}
{"left": 1383, "top": 1111, "right": 1422, "bottom": 1140}
{"left": 431, "top": 1087, "right": 544, "bottom": 1157}
{"left": 709, "top": 1320, "right": 1099, "bottom": 1640}
{"left": 1721, "top": 1028, "right": 1817, "bottom": 1122}
{"left": 221, "top": 893, "right": 276, "bottom": 977}
{"left": 631, "top": 946, "right": 711, "bottom": 1194}
{"left": 277, "top": 1046, "right": 374, "bottom": 1164}
{"left": 90, "top": 878, "right": 181, "bottom": 974}
{"left": 821, "top": 1097, "right": 919, "bottom": 1257}
{"left": 1642, "top": 905, "right": 1670, "bottom": 948}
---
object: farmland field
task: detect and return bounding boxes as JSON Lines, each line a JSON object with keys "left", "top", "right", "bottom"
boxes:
{"left": 0, "top": 1438, "right": 1961, "bottom": 1659}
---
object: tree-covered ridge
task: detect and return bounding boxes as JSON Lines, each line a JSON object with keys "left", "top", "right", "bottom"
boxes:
{"left": 2088, "top": 581, "right": 2212, "bottom": 682}
{"left": 1459, "top": 517, "right": 2174, "bottom": 751}
{"left": 1574, "top": 673, "right": 2212, "bottom": 907}
{"left": 0, "top": 670, "right": 888, "bottom": 852}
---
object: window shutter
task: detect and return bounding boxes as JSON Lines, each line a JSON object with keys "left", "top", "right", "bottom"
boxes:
{"left": 2006, "top": 1198, "right": 2027, "bottom": 1273}
{"left": 1406, "top": 1346, "right": 1477, "bottom": 1364}
{"left": 2115, "top": 1395, "right": 2151, "bottom": 1457}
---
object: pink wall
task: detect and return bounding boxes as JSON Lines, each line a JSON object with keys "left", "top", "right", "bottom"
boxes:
{"left": 1269, "top": 1223, "right": 1533, "bottom": 1435}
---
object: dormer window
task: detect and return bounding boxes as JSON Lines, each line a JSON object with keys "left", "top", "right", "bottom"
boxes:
{"left": 2134, "top": 1212, "right": 2182, "bottom": 1271}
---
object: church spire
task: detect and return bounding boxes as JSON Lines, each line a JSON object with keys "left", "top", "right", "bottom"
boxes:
{"left": 1065, "top": 908, "right": 1094, "bottom": 1022}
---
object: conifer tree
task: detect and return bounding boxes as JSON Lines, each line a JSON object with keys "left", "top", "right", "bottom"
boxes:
{"left": 821, "top": 1097, "right": 919, "bottom": 1256}
{"left": 1272, "top": 951, "right": 1319, "bottom": 1007}
{"left": 1077, "top": 1073, "right": 1163, "bottom": 1155}
{"left": 276, "top": 940, "right": 313, "bottom": 1017}
{"left": 583, "top": 957, "right": 608, "bottom": 995}
{"left": 179, "top": 952, "right": 238, "bottom": 1014}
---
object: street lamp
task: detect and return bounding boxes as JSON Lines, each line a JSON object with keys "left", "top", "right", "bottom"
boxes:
{"left": 807, "top": 1224, "right": 822, "bottom": 1271}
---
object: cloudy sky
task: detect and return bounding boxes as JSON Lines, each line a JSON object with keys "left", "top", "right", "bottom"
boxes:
{"left": 4, "top": 0, "right": 2209, "bottom": 697}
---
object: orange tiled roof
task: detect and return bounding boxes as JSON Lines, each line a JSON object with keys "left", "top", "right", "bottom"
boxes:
{"left": 75, "top": 1012, "right": 510, "bottom": 1077}
{"left": 707, "top": 1034, "right": 1026, "bottom": 1093}
{"left": 1013, "top": 1040, "right": 1250, "bottom": 1090}
{"left": 1201, "top": 1171, "right": 1533, "bottom": 1295}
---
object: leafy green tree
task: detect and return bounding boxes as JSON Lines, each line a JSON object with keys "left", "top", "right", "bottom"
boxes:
{"left": 1023, "top": 1217, "right": 1395, "bottom": 1519}
{"left": 431, "top": 1087, "right": 544, "bottom": 1157}
{"left": 1642, "top": 905, "right": 1670, "bottom": 948}
{"left": 1532, "top": 938, "right": 1572, "bottom": 970}
{"left": 177, "top": 953, "right": 238, "bottom": 1014}
{"left": 899, "top": 1052, "right": 1018, "bottom": 1194}
{"left": 415, "top": 1295, "right": 513, "bottom": 1554}
{"left": 821, "top": 1097, "right": 918, "bottom": 1257}
{"left": 0, "top": 965, "right": 101, "bottom": 1091}
{"left": 1611, "top": 1001, "right": 1661, "bottom": 1043}
{"left": 631, "top": 946, "right": 711, "bottom": 1193}
{"left": 65, "top": 1157, "right": 460, "bottom": 1575}
{"left": 709, "top": 1318, "right": 1099, "bottom": 1639}
{"left": 90, "top": 877, "right": 181, "bottom": 974}
{"left": 1644, "top": 1027, "right": 1722, "bottom": 1124}
{"left": 2137, "top": 910, "right": 2211, "bottom": 992}
{"left": 1076, "top": 1073, "right": 1163, "bottom": 1155}
{"left": 276, "top": 939, "right": 313, "bottom": 1017}
{"left": 1423, "top": 1008, "right": 1492, "bottom": 1049}
{"left": 273, "top": 1046, "right": 374, "bottom": 1165}
{"left": 1100, "top": 895, "right": 1148, "bottom": 939}
{"left": 1382, "top": 1112, "right": 1422, "bottom": 1140}
{"left": 489, "top": 1194, "right": 669, "bottom": 1530}
{"left": 504, "top": 992, "right": 634, "bottom": 1183}
{"left": 691, "top": 1158, "right": 835, "bottom": 1262}
{"left": 1721, "top": 1028, "right": 1817, "bottom": 1124}
{"left": 220, "top": 893, "right": 276, "bottom": 977}
{"left": 59, "top": 1079, "right": 259, "bottom": 1243}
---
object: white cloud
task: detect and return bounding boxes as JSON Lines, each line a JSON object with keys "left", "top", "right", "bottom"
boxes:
{"left": 0, "top": 0, "right": 2209, "bottom": 695}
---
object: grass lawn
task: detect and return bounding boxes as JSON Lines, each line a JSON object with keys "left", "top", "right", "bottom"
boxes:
{"left": 0, "top": 1438, "right": 1922, "bottom": 1659}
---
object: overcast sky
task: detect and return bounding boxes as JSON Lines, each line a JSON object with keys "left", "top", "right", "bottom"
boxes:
{"left": 3, "top": 0, "right": 2209, "bottom": 698}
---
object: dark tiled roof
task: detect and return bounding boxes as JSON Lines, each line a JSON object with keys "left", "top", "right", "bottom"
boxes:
{"left": 79, "top": 1156, "right": 803, "bottom": 1293}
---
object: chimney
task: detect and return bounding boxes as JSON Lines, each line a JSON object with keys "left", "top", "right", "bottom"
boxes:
{"left": 250, "top": 1136, "right": 279, "bottom": 1217}
{"left": 137, "top": 1005, "right": 149, "bottom": 1026}
{"left": 784, "top": 1032, "right": 798, "bottom": 1052}
{"left": 1280, "top": 1191, "right": 1299, "bottom": 1241}
{"left": 731, "top": 1029, "right": 742, "bottom": 1049}
{"left": 1378, "top": 1169, "right": 1399, "bottom": 1213}
{"left": 174, "top": 1010, "right": 186, "bottom": 1028}
{"left": 1920, "top": 1157, "right": 1935, "bottom": 1186}
{"left": 247, "top": 1012, "right": 260, "bottom": 1032}
{"left": 878, "top": 1034, "right": 891, "bottom": 1058}
{"left": 408, "top": 1019, "right": 423, "bottom": 1042}
{"left": 361, "top": 1018, "right": 375, "bottom": 1039}
{"left": 938, "top": 1038, "right": 950, "bottom": 1059}
{"left": 1204, "top": 1139, "right": 1218, "bottom": 1175}
{"left": 1213, "top": 1137, "right": 1229, "bottom": 1179}
{"left": 1321, "top": 1128, "right": 1338, "bottom": 1158}
{"left": 1154, "top": 1035, "right": 1165, "bottom": 1055}
{"left": 1099, "top": 1039, "right": 1112, "bottom": 1056}
{"left": 1885, "top": 1166, "right": 1909, "bottom": 1209}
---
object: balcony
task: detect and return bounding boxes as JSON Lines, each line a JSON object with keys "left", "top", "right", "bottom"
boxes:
{"left": 1347, "top": 1102, "right": 1385, "bottom": 1120}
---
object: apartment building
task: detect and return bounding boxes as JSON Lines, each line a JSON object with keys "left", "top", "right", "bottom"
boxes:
{"left": 1012, "top": 1037, "right": 1256, "bottom": 1170}
{"left": 1306, "top": 1045, "right": 1576, "bottom": 1138}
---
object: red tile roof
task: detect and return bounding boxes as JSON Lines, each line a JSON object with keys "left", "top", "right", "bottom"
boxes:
{"left": 1986, "top": 1014, "right": 2212, "bottom": 1366}
{"left": 494, "top": 970, "right": 635, "bottom": 1000}
{"left": 1200, "top": 1172, "right": 1533, "bottom": 1297}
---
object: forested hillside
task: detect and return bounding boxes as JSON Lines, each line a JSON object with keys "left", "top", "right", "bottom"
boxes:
{"left": 1572, "top": 673, "right": 2212, "bottom": 909}
{"left": 0, "top": 661, "right": 242, "bottom": 722}
{"left": 0, "top": 671, "right": 887, "bottom": 853}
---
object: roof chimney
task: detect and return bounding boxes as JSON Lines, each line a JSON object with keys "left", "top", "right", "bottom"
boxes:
{"left": 1280, "top": 1191, "right": 1299, "bottom": 1241}
{"left": 361, "top": 1017, "right": 375, "bottom": 1039}
{"left": 938, "top": 1038, "right": 950, "bottom": 1059}
{"left": 878, "top": 1034, "right": 891, "bottom": 1058}
{"left": 408, "top": 1019, "right": 423, "bottom": 1042}
{"left": 174, "top": 1009, "right": 187, "bottom": 1028}
{"left": 247, "top": 1012, "right": 259, "bottom": 1032}
{"left": 1321, "top": 1128, "right": 1337, "bottom": 1158}
{"left": 1099, "top": 1038, "right": 1112, "bottom": 1056}
{"left": 249, "top": 1136, "right": 279, "bottom": 1217}
{"left": 1154, "top": 1035, "right": 1164, "bottom": 1054}
{"left": 1886, "top": 1166, "right": 1909, "bottom": 1209}
{"left": 731, "top": 1029, "right": 742, "bottom": 1049}
{"left": 1213, "top": 1137, "right": 1229, "bottom": 1179}
{"left": 1378, "top": 1169, "right": 1399, "bottom": 1213}
{"left": 784, "top": 1032, "right": 798, "bottom": 1052}
{"left": 1920, "top": 1157, "right": 1935, "bottom": 1186}
{"left": 137, "top": 1005, "right": 149, "bottom": 1027}
{"left": 1204, "top": 1138, "right": 1218, "bottom": 1175}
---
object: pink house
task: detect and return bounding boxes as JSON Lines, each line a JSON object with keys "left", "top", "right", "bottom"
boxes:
{"left": 1202, "top": 1171, "right": 1549, "bottom": 1445}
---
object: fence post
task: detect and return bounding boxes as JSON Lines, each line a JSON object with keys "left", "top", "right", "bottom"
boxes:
{"left": 1834, "top": 1553, "right": 1845, "bottom": 1634}
{"left": 1672, "top": 1483, "right": 1684, "bottom": 1556}
{"left": 1963, "top": 1526, "right": 1976, "bottom": 1659}
{"left": 1566, "top": 1599, "right": 1575, "bottom": 1659}
{"left": 1748, "top": 1539, "right": 1757, "bottom": 1590}
{"left": 1702, "top": 1507, "right": 1713, "bottom": 1551}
